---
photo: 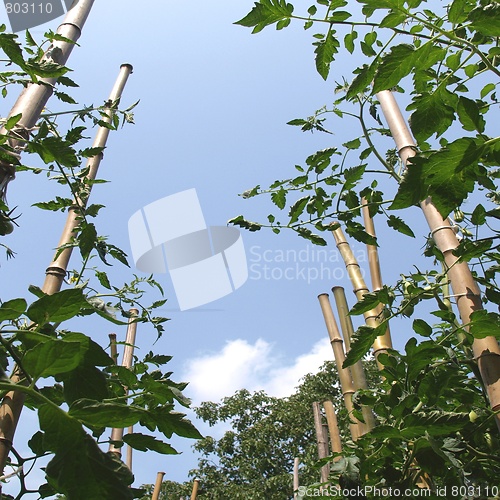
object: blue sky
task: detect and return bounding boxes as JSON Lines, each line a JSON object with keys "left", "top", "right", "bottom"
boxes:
{"left": 1, "top": 0, "right": 439, "bottom": 493}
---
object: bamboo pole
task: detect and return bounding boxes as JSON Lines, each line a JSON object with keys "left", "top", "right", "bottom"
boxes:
{"left": 109, "top": 333, "right": 118, "bottom": 364}
{"left": 0, "top": 0, "right": 96, "bottom": 197}
{"left": 0, "top": 64, "right": 132, "bottom": 479}
{"left": 293, "top": 457, "right": 299, "bottom": 500}
{"left": 126, "top": 425, "right": 133, "bottom": 470}
{"left": 331, "top": 286, "right": 376, "bottom": 431}
{"left": 190, "top": 478, "right": 200, "bottom": 500}
{"left": 43, "top": 63, "right": 133, "bottom": 294}
{"left": 318, "top": 294, "right": 362, "bottom": 439}
{"left": 322, "top": 401, "right": 342, "bottom": 458}
{"left": 109, "top": 309, "right": 139, "bottom": 457}
{"left": 361, "top": 199, "right": 393, "bottom": 343}
{"left": 151, "top": 471, "right": 165, "bottom": 500}
{"left": 331, "top": 225, "right": 393, "bottom": 367}
{"left": 376, "top": 89, "right": 500, "bottom": 430}
{"left": 312, "top": 402, "right": 330, "bottom": 487}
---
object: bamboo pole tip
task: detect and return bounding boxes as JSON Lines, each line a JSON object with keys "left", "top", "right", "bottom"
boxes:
{"left": 120, "top": 63, "right": 134, "bottom": 73}
{"left": 331, "top": 286, "right": 344, "bottom": 292}
{"left": 317, "top": 293, "right": 329, "bottom": 299}
{"left": 129, "top": 308, "right": 139, "bottom": 316}
{"left": 108, "top": 333, "right": 116, "bottom": 339}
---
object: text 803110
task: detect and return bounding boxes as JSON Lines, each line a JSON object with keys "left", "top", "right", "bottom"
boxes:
{"left": 5, "top": 2, "right": 53, "bottom": 14}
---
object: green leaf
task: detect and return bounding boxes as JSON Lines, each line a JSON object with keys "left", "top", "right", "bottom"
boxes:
{"left": 0, "top": 298, "right": 26, "bottom": 321}
{"left": 32, "top": 196, "right": 73, "bottom": 212}
{"left": 234, "top": 0, "right": 294, "bottom": 33}
{"left": 468, "top": 3, "right": 500, "bottom": 36}
{"left": 391, "top": 138, "right": 482, "bottom": 217}
{"left": 349, "top": 291, "right": 381, "bottom": 316}
{"left": 123, "top": 433, "right": 178, "bottom": 454}
{"left": 468, "top": 310, "right": 500, "bottom": 339}
{"left": 470, "top": 204, "right": 486, "bottom": 225}
{"left": 69, "top": 400, "right": 145, "bottom": 428}
{"left": 408, "top": 87, "right": 456, "bottom": 143}
{"left": 347, "top": 63, "right": 377, "bottom": 100}
{"left": 343, "top": 322, "right": 388, "bottom": 367}
{"left": 402, "top": 411, "right": 469, "bottom": 438}
{"left": 26, "top": 288, "right": 89, "bottom": 325}
{"left": 5, "top": 113, "right": 22, "bottom": 131}
{"left": 228, "top": 215, "right": 262, "bottom": 232}
{"left": 344, "top": 31, "right": 357, "bottom": 54}
{"left": 372, "top": 44, "right": 415, "bottom": 93}
{"left": 412, "top": 319, "right": 432, "bottom": 337}
{"left": 314, "top": 30, "right": 339, "bottom": 80}
{"left": 457, "top": 96, "right": 485, "bottom": 133}
{"left": 386, "top": 215, "right": 415, "bottom": 237}
{"left": 288, "top": 196, "right": 309, "bottom": 224}
{"left": 39, "top": 405, "right": 134, "bottom": 499}
{"left": 0, "top": 33, "right": 25, "bottom": 68}
{"left": 271, "top": 187, "right": 287, "bottom": 209}
{"left": 23, "top": 339, "right": 83, "bottom": 379}
{"left": 79, "top": 222, "right": 97, "bottom": 259}
{"left": 296, "top": 227, "right": 327, "bottom": 245}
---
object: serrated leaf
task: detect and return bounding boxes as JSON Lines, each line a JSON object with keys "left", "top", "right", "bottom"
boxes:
{"left": 288, "top": 196, "right": 309, "bottom": 224}
{"left": 391, "top": 138, "right": 482, "bottom": 217}
{"left": 234, "top": 0, "right": 294, "bottom": 34}
{"left": 468, "top": 3, "right": 500, "bottom": 36}
{"left": 24, "top": 339, "right": 83, "bottom": 379}
{"left": 5, "top": 113, "right": 22, "bottom": 131}
{"left": 123, "top": 433, "right": 178, "bottom": 455}
{"left": 69, "top": 400, "right": 145, "bottom": 428}
{"left": 468, "top": 310, "right": 500, "bottom": 339}
{"left": 314, "top": 30, "right": 339, "bottom": 80}
{"left": 27, "top": 288, "right": 89, "bottom": 325}
{"left": 0, "top": 298, "right": 27, "bottom": 321}
{"left": 457, "top": 96, "right": 485, "bottom": 133}
{"left": 79, "top": 222, "right": 97, "bottom": 259}
{"left": 343, "top": 322, "right": 387, "bottom": 367}
{"left": 271, "top": 187, "right": 287, "bottom": 209}
{"left": 349, "top": 291, "right": 381, "bottom": 316}
{"left": 387, "top": 215, "right": 415, "bottom": 237}
{"left": 228, "top": 215, "right": 262, "bottom": 232}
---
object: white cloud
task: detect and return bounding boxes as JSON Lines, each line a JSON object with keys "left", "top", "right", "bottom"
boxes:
{"left": 183, "top": 337, "right": 332, "bottom": 405}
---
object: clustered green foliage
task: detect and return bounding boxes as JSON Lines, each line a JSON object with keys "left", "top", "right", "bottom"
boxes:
{"left": 0, "top": 27, "right": 201, "bottom": 499}
{"left": 142, "top": 361, "right": 380, "bottom": 500}
{"left": 228, "top": 0, "right": 500, "bottom": 497}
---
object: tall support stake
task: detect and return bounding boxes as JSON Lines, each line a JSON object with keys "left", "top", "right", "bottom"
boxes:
{"left": 361, "top": 199, "right": 393, "bottom": 343}
{"left": 318, "top": 294, "right": 363, "bottom": 439}
{"left": 293, "top": 457, "right": 299, "bottom": 499}
{"left": 322, "top": 401, "right": 342, "bottom": 458}
{"left": 43, "top": 63, "right": 133, "bottom": 294}
{"left": 190, "top": 478, "right": 200, "bottom": 500}
{"left": 0, "top": 64, "right": 133, "bottom": 478}
{"left": 376, "top": 90, "right": 500, "bottom": 430}
{"left": 331, "top": 225, "right": 393, "bottom": 368}
{"left": 151, "top": 471, "right": 165, "bottom": 500}
{"left": 109, "top": 309, "right": 139, "bottom": 457}
{"left": 312, "top": 402, "right": 330, "bottom": 488}
{"left": 332, "top": 286, "right": 376, "bottom": 431}
{"left": 0, "top": 0, "right": 96, "bottom": 196}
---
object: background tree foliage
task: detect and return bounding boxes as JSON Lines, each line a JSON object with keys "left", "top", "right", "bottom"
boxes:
{"left": 142, "top": 361, "right": 380, "bottom": 499}
{"left": 0, "top": 27, "right": 201, "bottom": 499}
{"left": 228, "top": 0, "right": 500, "bottom": 497}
